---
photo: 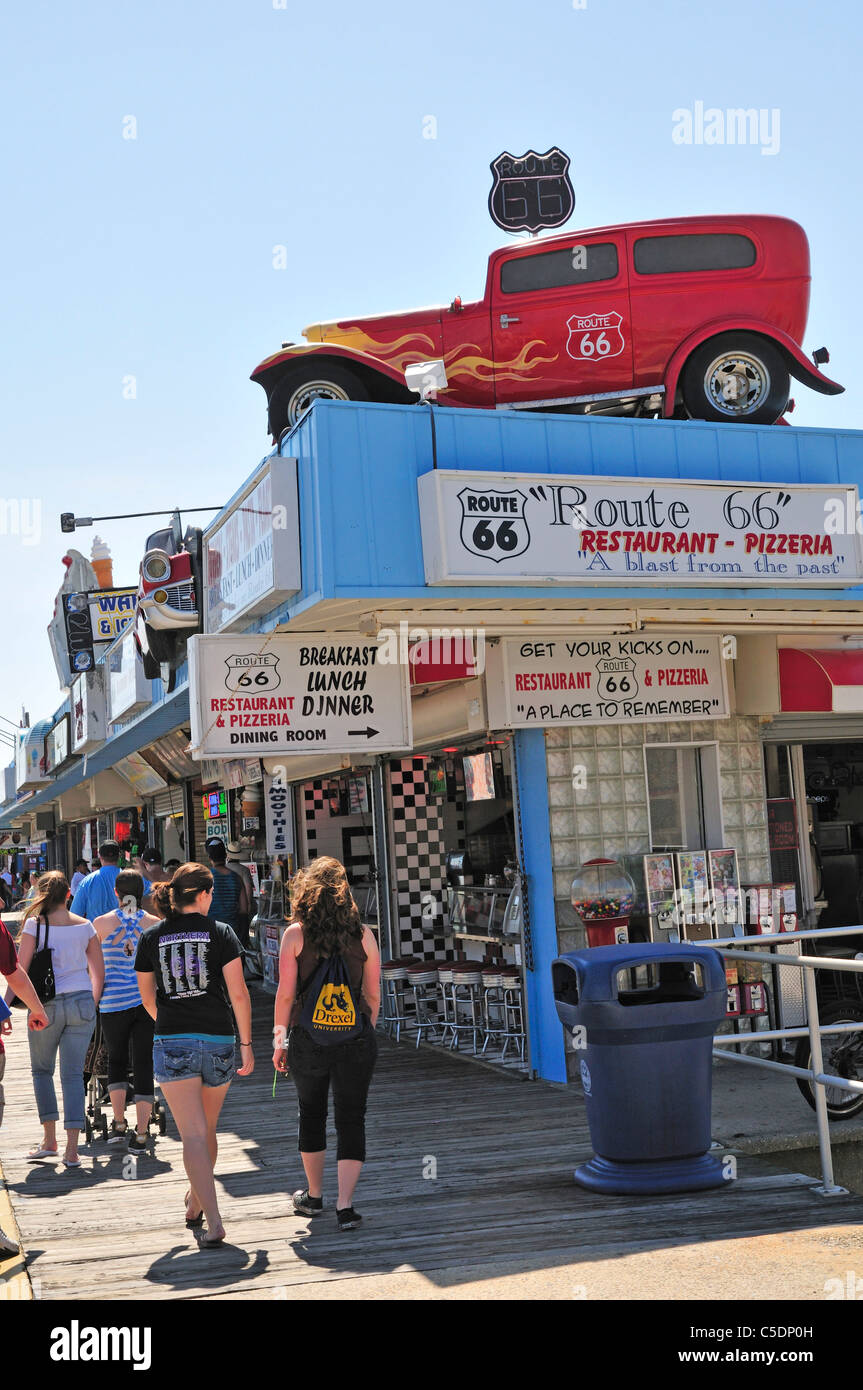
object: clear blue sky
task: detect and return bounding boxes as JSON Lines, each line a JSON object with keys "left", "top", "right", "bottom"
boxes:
{"left": 1, "top": 0, "right": 861, "bottom": 730}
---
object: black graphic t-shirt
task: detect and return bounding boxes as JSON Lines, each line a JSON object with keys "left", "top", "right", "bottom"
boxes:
{"left": 134, "top": 913, "right": 242, "bottom": 1037}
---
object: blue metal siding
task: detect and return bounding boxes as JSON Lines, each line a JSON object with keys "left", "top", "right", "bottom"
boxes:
{"left": 514, "top": 729, "right": 567, "bottom": 1084}
{"left": 275, "top": 400, "right": 863, "bottom": 609}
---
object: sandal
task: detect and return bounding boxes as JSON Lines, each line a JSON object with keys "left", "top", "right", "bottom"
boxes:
{"left": 200, "top": 1229, "right": 225, "bottom": 1247}
{"left": 26, "top": 1144, "right": 58, "bottom": 1161}
{"left": 184, "top": 1190, "right": 204, "bottom": 1229}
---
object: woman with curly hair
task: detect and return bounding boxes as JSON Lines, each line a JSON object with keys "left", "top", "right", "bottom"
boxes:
{"left": 273, "top": 856, "right": 380, "bottom": 1232}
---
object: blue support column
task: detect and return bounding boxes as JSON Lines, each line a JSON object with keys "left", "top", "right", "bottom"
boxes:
{"left": 513, "top": 728, "right": 567, "bottom": 1083}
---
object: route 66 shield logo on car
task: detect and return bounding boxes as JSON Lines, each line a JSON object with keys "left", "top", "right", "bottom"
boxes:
{"left": 225, "top": 652, "right": 281, "bottom": 692}
{"left": 458, "top": 487, "right": 530, "bottom": 564}
{"left": 566, "top": 310, "right": 625, "bottom": 361}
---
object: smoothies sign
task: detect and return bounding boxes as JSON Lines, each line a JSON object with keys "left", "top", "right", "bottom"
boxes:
{"left": 486, "top": 634, "right": 729, "bottom": 727}
{"left": 188, "top": 634, "right": 412, "bottom": 757}
{"left": 418, "top": 471, "right": 863, "bottom": 586}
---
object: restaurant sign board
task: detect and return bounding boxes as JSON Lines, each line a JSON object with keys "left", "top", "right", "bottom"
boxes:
{"left": 188, "top": 634, "right": 413, "bottom": 758}
{"left": 485, "top": 633, "right": 729, "bottom": 728}
{"left": 204, "top": 457, "right": 301, "bottom": 634}
{"left": 418, "top": 471, "right": 863, "bottom": 587}
{"left": 71, "top": 669, "right": 107, "bottom": 754}
{"left": 43, "top": 714, "right": 72, "bottom": 775}
{"left": 109, "top": 629, "right": 151, "bottom": 723}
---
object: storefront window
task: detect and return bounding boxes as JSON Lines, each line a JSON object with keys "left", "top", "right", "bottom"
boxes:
{"left": 645, "top": 743, "right": 722, "bottom": 851}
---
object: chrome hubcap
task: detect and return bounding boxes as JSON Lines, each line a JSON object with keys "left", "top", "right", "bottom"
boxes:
{"left": 288, "top": 380, "right": 350, "bottom": 424}
{"left": 704, "top": 351, "right": 770, "bottom": 416}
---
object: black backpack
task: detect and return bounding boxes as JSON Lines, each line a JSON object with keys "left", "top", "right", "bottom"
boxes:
{"left": 298, "top": 951, "right": 365, "bottom": 1045}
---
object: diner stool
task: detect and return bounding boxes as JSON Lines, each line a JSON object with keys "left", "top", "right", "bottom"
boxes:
{"left": 499, "top": 967, "right": 526, "bottom": 1064}
{"left": 380, "top": 958, "right": 417, "bottom": 1042}
{"left": 480, "top": 966, "right": 508, "bottom": 1056}
{"left": 436, "top": 963, "right": 456, "bottom": 1047}
{"left": 449, "top": 963, "right": 485, "bottom": 1053}
{"left": 404, "top": 962, "right": 443, "bottom": 1048}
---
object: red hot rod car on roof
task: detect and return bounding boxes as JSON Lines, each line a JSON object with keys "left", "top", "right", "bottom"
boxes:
{"left": 251, "top": 214, "right": 842, "bottom": 437}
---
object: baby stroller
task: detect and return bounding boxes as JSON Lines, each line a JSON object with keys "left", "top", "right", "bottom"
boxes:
{"left": 82, "top": 1013, "right": 167, "bottom": 1143}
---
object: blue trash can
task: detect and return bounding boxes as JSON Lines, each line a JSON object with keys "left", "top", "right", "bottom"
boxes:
{"left": 551, "top": 942, "right": 729, "bottom": 1194}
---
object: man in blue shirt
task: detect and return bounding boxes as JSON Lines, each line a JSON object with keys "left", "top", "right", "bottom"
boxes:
{"left": 70, "top": 840, "right": 122, "bottom": 920}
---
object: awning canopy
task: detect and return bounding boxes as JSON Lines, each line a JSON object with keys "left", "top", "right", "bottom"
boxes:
{"left": 0, "top": 686, "right": 191, "bottom": 830}
{"left": 779, "top": 649, "right": 863, "bottom": 713}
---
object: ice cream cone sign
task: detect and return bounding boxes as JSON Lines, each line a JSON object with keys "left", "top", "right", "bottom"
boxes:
{"left": 90, "top": 536, "right": 114, "bottom": 589}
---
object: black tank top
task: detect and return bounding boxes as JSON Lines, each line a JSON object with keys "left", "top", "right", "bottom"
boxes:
{"left": 290, "top": 928, "right": 368, "bottom": 1026}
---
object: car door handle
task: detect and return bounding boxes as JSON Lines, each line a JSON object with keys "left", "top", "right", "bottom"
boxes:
{"left": 499, "top": 314, "right": 521, "bottom": 328}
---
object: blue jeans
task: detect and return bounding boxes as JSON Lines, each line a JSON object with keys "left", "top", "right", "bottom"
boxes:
{"left": 28, "top": 990, "right": 96, "bottom": 1130}
{"left": 152, "top": 1036, "right": 236, "bottom": 1088}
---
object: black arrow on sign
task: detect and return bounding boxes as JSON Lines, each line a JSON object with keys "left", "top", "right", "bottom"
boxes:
{"left": 348, "top": 727, "right": 379, "bottom": 738}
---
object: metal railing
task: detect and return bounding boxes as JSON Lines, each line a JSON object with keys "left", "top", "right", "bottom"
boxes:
{"left": 709, "top": 923, "right": 863, "bottom": 1197}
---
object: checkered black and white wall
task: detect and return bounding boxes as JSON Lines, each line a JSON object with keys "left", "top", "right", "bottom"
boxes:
{"left": 387, "top": 758, "right": 464, "bottom": 961}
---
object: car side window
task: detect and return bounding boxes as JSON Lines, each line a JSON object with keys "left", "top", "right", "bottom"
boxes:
{"left": 500, "top": 242, "right": 619, "bottom": 295}
{"left": 633, "top": 233, "right": 756, "bottom": 275}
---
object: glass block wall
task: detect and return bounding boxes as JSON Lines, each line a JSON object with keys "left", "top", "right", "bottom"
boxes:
{"left": 546, "top": 715, "right": 771, "bottom": 956}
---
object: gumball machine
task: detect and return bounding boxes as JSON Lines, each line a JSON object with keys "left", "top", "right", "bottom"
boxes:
{"left": 570, "top": 858, "right": 636, "bottom": 948}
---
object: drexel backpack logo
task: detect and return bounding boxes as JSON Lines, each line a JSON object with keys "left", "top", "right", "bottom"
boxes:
{"left": 312, "top": 982, "right": 356, "bottom": 1030}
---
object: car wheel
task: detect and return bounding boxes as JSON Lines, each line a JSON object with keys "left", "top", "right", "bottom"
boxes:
{"left": 681, "top": 333, "right": 790, "bottom": 424}
{"left": 269, "top": 364, "right": 370, "bottom": 436}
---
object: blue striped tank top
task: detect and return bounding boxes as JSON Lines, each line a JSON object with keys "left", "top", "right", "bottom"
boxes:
{"left": 100, "top": 909, "right": 146, "bottom": 1013}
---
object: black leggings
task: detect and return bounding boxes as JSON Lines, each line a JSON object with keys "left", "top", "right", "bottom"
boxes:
{"left": 287, "top": 1019, "right": 377, "bottom": 1161}
{"left": 99, "top": 1006, "right": 155, "bottom": 1101}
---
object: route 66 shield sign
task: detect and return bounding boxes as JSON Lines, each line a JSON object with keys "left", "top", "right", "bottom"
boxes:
{"left": 225, "top": 652, "right": 281, "bottom": 692}
{"left": 566, "top": 310, "right": 625, "bottom": 361}
{"left": 488, "top": 147, "right": 575, "bottom": 235}
{"left": 595, "top": 657, "right": 638, "bottom": 701}
{"left": 458, "top": 487, "right": 530, "bottom": 564}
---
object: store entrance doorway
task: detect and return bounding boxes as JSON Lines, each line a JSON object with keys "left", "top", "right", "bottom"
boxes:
{"left": 765, "top": 741, "right": 863, "bottom": 930}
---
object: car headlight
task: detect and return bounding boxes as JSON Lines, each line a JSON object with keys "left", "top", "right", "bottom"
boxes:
{"left": 143, "top": 550, "right": 172, "bottom": 583}
{"left": 153, "top": 589, "right": 169, "bottom": 604}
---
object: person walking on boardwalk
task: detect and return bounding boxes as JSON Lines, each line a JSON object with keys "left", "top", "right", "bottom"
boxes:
{"left": 69, "top": 859, "right": 90, "bottom": 897}
{"left": 70, "top": 840, "right": 122, "bottom": 921}
{"left": 14, "top": 872, "right": 104, "bottom": 1167}
{"left": 0, "top": 918, "right": 49, "bottom": 1251}
{"left": 135, "top": 864, "right": 254, "bottom": 1246}
{"left": 272, "top": 856, "right": 381, "bottom": 1232}
{"left": 138, "top": 847, "right": 170, "bottom": 916}
{"left": 92, "top": 871, "right": 162, "bottom": 1151}
{"left": 204, "top": 839, "right": 251, "bottom": 950}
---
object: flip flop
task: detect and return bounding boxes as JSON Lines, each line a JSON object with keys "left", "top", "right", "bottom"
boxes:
{"left": 184, "top": 1189, "right": 204, "bottom": 1228}
{"left": 26, "top": 1146, "right": 58, "bottom": 1161}
{"left": 200, "top": 1231, "right": 225, "bottom": 1247}
{"left": 63, "top": 1157, "right": 82, "bottom": 1168}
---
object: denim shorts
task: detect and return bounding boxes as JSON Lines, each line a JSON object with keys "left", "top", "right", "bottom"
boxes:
{"left": 152, "top": 1036, "right": 236, "bottom": 1088}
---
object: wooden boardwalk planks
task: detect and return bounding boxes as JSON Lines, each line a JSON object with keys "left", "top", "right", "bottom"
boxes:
{"left": 1, "top": 985, "right": 861, "bottom": 1300}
